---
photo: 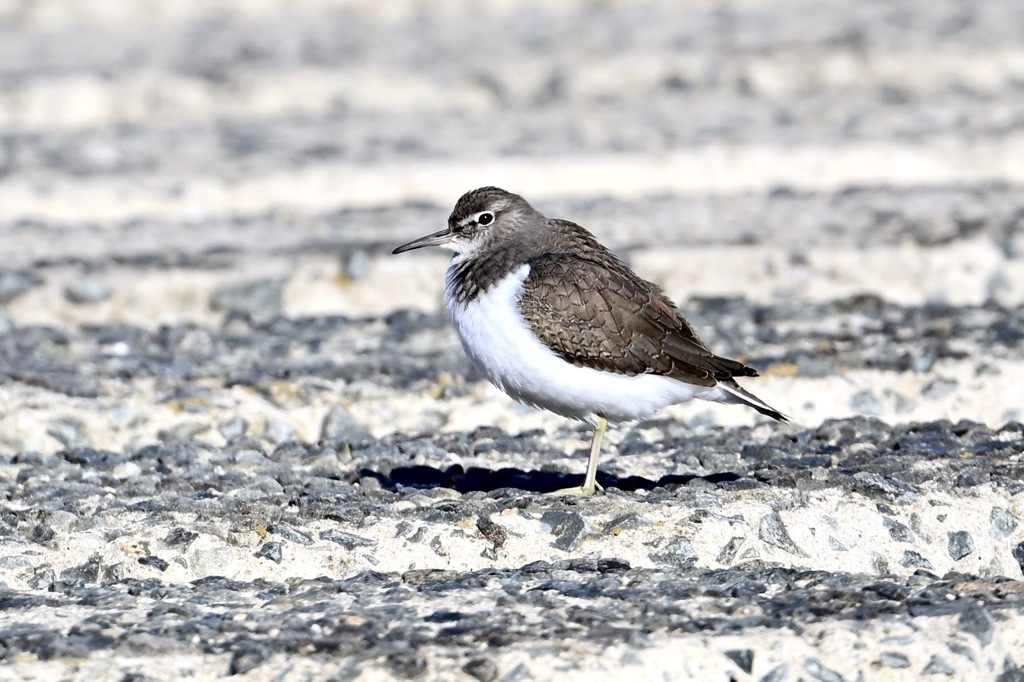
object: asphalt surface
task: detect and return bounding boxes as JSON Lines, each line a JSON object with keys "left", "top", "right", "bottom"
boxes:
{"left": 1, "top": 1, "right": 1024, "bottom": 680}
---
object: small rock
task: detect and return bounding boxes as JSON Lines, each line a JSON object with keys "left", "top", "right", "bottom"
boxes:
{"left": 828, "top": 536, "right": 848, "bottom": 551}
{"left": 1012, "top": 542, "right": 1024, "bottom": 576}
{"left": 651, "top": 537, "right": 697, "bottom": 569}
{"left": 210, "top": 277, "right": 285, "bottom": 320}
{"left": 921, "top": 655, "right": 955, "bottom": 676}
{"left": 0, "top": 269, "right": 42, "bottom": 304}
{"left": 724, "top": 649, "right": 754, "bottom": 674}
{"left": 319, "top": 529, "right": 375, "bottom": 550}
{"left": 430, "top": 535, "right": 448, "bottom": 557}
{"left": 716, "top": 536, "right": 745, "bottom": 564}
{"left": 164, "top": 528, "right": 199, "bottom": 548}
{"left": 947, "top": 531, "right": 974, "bottom": 560}
{"left": 63, "top": 279, "right": 113, "bottom": 304}
{"left": 849, "top": 390, "right": 882, "bottom": 416}
{"left": 476, "top": 515, "right": 507, "bottom": 550}
{"left": 899, "top": 551, "right": 933, "bottom": 571}
{"left": 991, "top": 507, "right": 1017, "bottom": 538}
{"left": 463, "top": 657, "right": 498, "bottom": 682}
{"left": 922, "top": 378, "right": 958, "bottom": 401}
{"left": 228, "top": 645, "right": 270, "bottom": 675}
{"left": 759, "top": 665, "right": 788, "bottom": 682}
{"left": 138, "top": 555, "right": 169, "bottom": 572}
{"left": 61, "top": 554, "right": 102, "bottom": 583}
{"left": 759, "top": 511, "right": 807, "bottom": 556}
{"left": 218, "top": 416, "right": 248, "bottom": 442}
{"left": 540, "top": 511, "right": 588, "bottom": 552}
{"left": 804, "top": 657, "right": 843, "bottom": 682}
{"left": 914, "top": 346, "right": 939, "bottom": 372}
{"left": 255, "top": 542, "right": 283, "bottom": 564}
{"left": 996, "top": 658, "right": 1024, "bottom": 682}
{"left": 46, "top": 419, "right": 90, "bottom": 450}
{"left": 28, "top": 567, "right": 56, "bottom": 590}
{"left": 158, "top": 422, "right": 208, "bottom": 442}
{"left": 320, "top": 406, "right": 372, "bottom": 444}
{"left": 879, "top": 652, "right": 910, "bottom": 669}
{"left": 270, "top": 525, "right": 314, "bottom": 546}
{"left": 883, "top": 517, "right": 914, "bottom": 543}
{"left": 959, "top": 604, "right": 994, "bottom": 647}
{"left": 884, "top": 388, "right": 917, "bottom": 414}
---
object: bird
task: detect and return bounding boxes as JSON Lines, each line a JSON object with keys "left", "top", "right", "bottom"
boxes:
{"left": 393, "top": 186, "right": 787, "bottom": 496}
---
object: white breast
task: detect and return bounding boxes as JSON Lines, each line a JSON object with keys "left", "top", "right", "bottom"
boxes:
{"left": 444, "top": 262, "right": 724, "bottom": 424}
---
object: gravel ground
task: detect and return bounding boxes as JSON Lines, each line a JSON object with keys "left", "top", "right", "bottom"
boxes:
{"left": 2, "top": 0, "right": 1024, "bottom": 680}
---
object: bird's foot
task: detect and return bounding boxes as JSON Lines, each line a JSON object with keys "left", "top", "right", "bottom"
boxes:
{"left": 548, "top": 481, "right": 605, "bottom": 497}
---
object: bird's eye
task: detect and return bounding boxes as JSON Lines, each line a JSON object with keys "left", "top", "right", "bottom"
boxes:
{"left": 477, "top": 212, "right": 494, "bottom": 226}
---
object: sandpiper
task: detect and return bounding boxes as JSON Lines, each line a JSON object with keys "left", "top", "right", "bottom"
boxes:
{"left": 393, "top": 187, "right": 786, "bottom": 496}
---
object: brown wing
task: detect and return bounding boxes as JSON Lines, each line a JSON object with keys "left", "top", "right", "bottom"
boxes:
{"left": 517, "top": 252, "right": 756, "bottom": 386}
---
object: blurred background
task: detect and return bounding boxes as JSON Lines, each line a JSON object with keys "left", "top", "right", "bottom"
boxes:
{"left": 1, "top": 0, "right": 1023, "bottom": 451}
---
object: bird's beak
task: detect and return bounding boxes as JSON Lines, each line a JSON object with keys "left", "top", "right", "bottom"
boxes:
{"left": 392, "top": 227, "right": 453, "bottom": 254}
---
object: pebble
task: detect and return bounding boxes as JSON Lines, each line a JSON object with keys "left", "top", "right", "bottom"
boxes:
{"left": 921, "top": 655, "right": 955, "bottom": 675}
{"left": 651, "top": 537, "right": 698, "bottom": 569}
{"left": 209, "top": 277, "right": 285, "bottom": 320}
{"left": 759, "top": 511, "right": 807, "bottom": 557}
{"left": 62, "top": 279, "right": 113, "bottom": 304}
{"left": 255, "top": 542, "right": 283, "bottom": 564}
{"left": 46, "top": 419, "right": 90, "bottom": 450}
{"left": 320, "top": 405, "right": 373, "bottom": 444}
{"left": 0, "top": 269, "right": 42, "bottom": 304}
{"left": 217, "top": 416, "right": 248, "bottom": 442}
{"left": 922, "top": 378, "right": 958, "bottom": 401}
{"left": 947, "top": 531, "right": 975, "bottom": 560}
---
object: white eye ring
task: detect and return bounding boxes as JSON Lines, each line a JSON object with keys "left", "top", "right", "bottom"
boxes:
{"left": 477, "top": 212, "right": 495, "bottom": 226}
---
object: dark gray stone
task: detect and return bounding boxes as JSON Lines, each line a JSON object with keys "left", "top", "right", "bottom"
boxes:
{"left": 759, "top": 512, "right": 807, "bottom": 557}
{"left": 540, "top": 511, "right": 588, "bottom": 552}
{"left": 921, "top": 655, "right": 955, "bottom": 675}
{"left": 0, "top": 270, "right": 42, "bottom": 303}
{"left": 922, "top": 378, "right": 958, "bottom": 400}
{"left": 958, "top": 604, "right": 994, "bottom": 647}
{"left": 46, "top": 419, "right": 90, "bottom": 450}
{"left": 228, "top": 644, "right": 270, "bottom": 675}
{"left": 883, "top": 517, "right": 914, "bottom": 543}
{"left": 804, "top": 657, "right": 843, "bottom": 682}
{"left": 725, "top": 649, "right": 754, "bottom": 674}
{"left": 463, "top": 657, "right": 498, "bottom": 682}
{"left": 947, "top": 531, "right": 974, "bottom": 560}
{"left": 879, "top": 652, "right": 910, "bottom": 669}
{"left": 319, "top": 529, "right": 375, "bottom": 550}
{"left": 651, "top": 537, "right": 698, "bottom": 569}
{"left": 63, "top": 279, "right": 113, "bottom": 304}
{"left": 991, "top": 507, "right": 1016, "bottom": 538}
{"left": 255, "top": 542, "right": 283, "bottom": 564}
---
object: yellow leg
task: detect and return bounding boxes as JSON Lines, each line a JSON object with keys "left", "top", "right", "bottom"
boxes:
{"left": 550, "top": 416, "right": 607, "bottom": 497}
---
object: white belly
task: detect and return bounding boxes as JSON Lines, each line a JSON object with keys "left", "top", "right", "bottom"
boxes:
{"left": 444, "top": 263, "right": 724, "bottom": 424}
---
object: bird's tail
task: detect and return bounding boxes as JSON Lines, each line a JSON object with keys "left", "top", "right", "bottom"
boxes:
{"left": 719, "top": 380, "right": 789, "bottom": 422}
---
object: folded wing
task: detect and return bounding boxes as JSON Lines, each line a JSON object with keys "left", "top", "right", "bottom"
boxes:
{"left": 517, "top": 251, "right": 757, "bottom": 387}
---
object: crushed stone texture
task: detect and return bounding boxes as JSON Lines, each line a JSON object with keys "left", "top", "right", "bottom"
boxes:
{"left": 2, "top": 0, "right": 1024, "bottom": 680}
